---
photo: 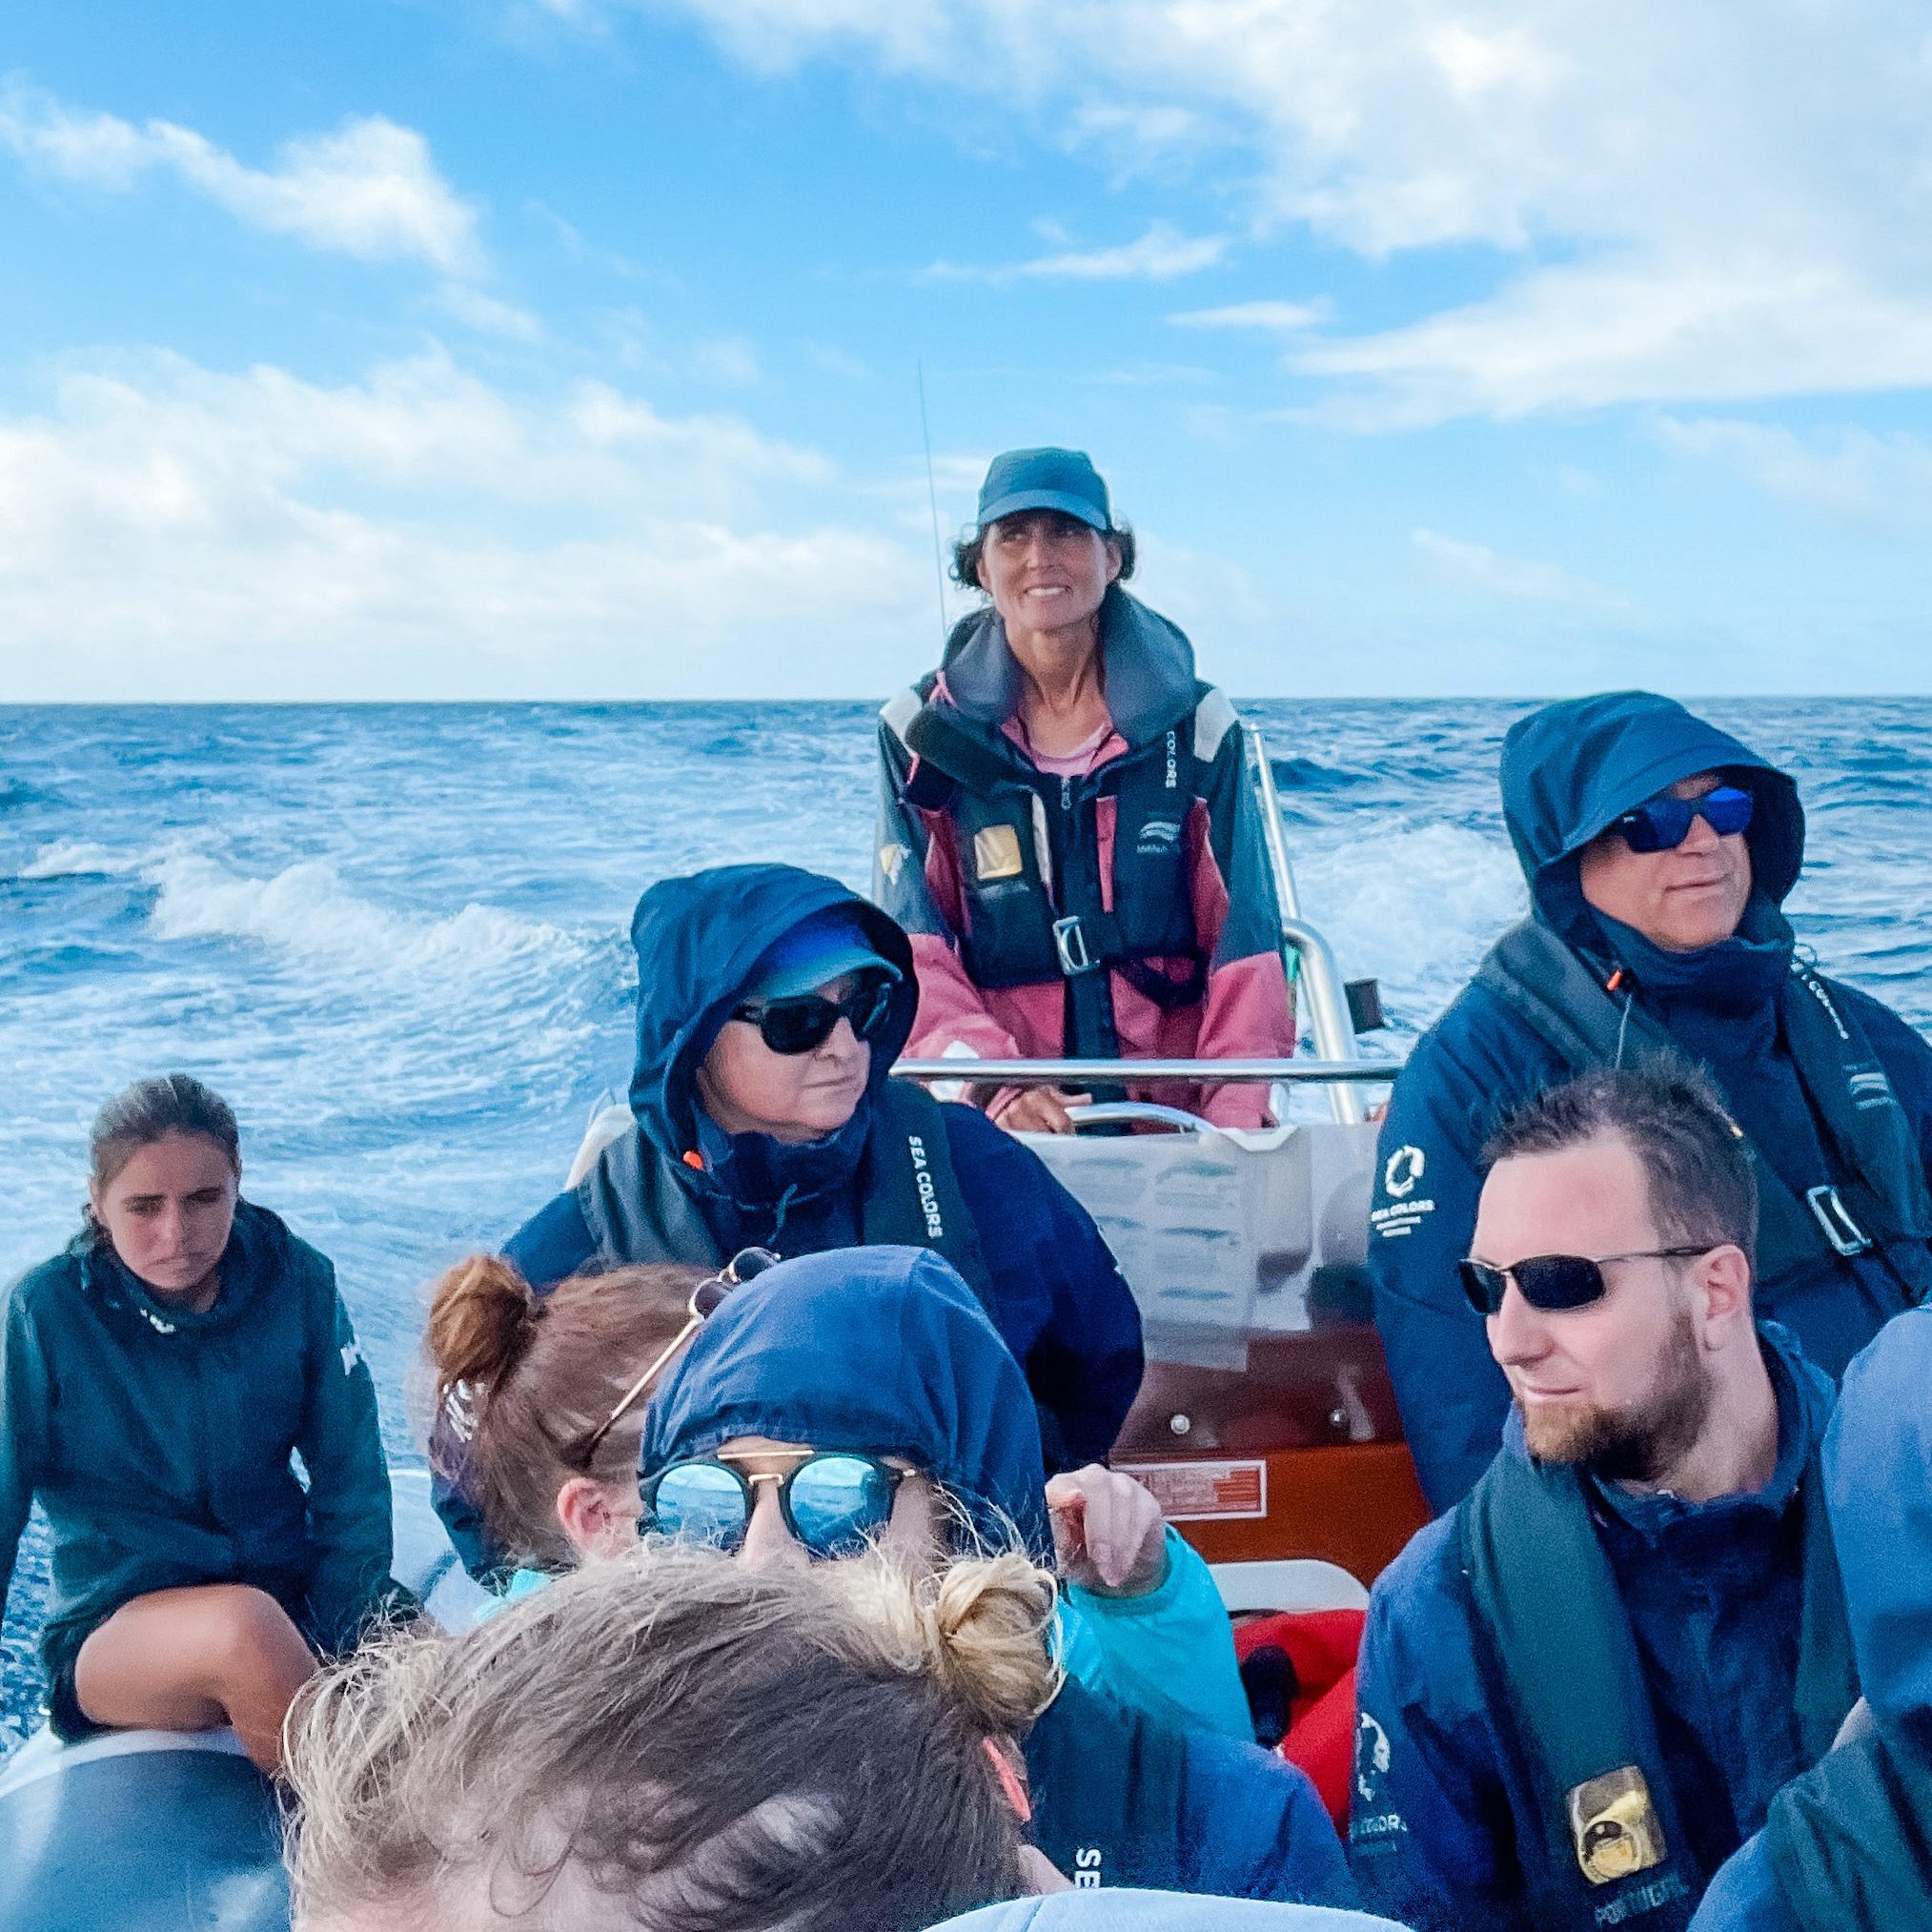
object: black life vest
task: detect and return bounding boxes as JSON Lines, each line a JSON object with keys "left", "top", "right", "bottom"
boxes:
{"left": 1474, "top": 920, "right": 1932, "bottom": 1300}
{"left": 1459, "top": 1436, "right": 1856, "bottom": 1932}
{"left": 895, "top": 687, "right": 1210, "bottom": 1060}
{"left": 575, "top": 1076, "right": 996, "bottom": 1314}
{"left": 1024, "top": 1677, "right": 1191, "bottom": 1892}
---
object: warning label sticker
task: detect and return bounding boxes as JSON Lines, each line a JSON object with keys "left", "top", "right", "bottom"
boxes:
{"left": 1127, "top": 1459, "right": 1268, "bottom": 1522}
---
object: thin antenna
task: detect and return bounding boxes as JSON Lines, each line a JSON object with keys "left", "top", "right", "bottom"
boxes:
{"left": 917, "top": 361, "right": 948, "bottom": 648}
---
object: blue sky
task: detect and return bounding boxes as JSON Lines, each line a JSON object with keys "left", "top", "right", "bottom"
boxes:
{"left": 3, "top": 0, "right": 1931, "bottom": 700}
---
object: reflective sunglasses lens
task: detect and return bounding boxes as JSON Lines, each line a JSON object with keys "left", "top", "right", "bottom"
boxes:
{"left": 1701, "top": 786, "right": 1754, "bottom": 837}
{"left": 649, "top": 1462, "right": 750, "bottom": 1550}
{"left": 787, "top": 1454, "right": 896, "bottom": 1558}
{"left": 1618, "top": 798, "right": 1693, "bottom": 853}
{"left": 850, "top": 981, "right": 895, "bottom": 1043}
{"left": 1458, "top": 1260, "right": 1507, "bottom": 1315}
{"left": 759, "top": 1000, "right": 840, "bottom": 1055}
{"left": 1512, "top": 1254, "right": 1611, "bottom": 1312}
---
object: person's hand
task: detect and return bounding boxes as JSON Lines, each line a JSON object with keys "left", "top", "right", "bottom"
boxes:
{"left": 1045, "top": 1466, "right": 1168, "bottom": 1597}
{"left": 992, "top": 1087, "right": 1091, "bottom": 1135}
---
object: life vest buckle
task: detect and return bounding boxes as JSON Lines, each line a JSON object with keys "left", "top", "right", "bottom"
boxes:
{"left": 1806, "top": 1184, "right": 1873, "bottom": 1257}
{"left": 1052, "top": 915, "right": 1100, "bottom": 977}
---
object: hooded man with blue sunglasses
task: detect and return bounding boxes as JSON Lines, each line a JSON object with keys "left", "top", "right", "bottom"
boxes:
{"left": 1369, "top": 691, "right": 1932, "bottom": 1512}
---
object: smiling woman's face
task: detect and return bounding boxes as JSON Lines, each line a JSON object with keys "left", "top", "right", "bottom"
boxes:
{"left": 90, "top": 1132, "right": 239, "bottom": 1304}
{"left": 979, "top": 510, "right": 1121, "bottom": 642}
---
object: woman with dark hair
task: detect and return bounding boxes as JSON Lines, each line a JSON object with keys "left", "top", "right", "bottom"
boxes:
{"left": 876, "top": 447, "right": 1295, "bottom": 1132}
{"left": 0, "top": 1074, "right": 399, "bottom": 1771}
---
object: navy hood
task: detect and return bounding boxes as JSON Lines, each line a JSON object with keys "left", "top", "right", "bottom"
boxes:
{"left": 625, "top": 864, "right": 918, "bottom": 1161}
{"left": 1498, "top": 693, "right": 1804, "bottom": 944}
{"left": 929, "top": 1893, "right": 1403, "bottom": 1930}
{"left": 940, "top": 584, "right": 1198, "bottom": 748}
{"left": 637, "top": 1245, "right": 1050, "bottom": 1554}
{"left": 1823, "top": 1307, "right": 1932, "bottom": 1729}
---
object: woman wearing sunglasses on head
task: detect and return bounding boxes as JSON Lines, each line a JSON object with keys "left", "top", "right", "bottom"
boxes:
{"left": 421, "top": 1244, "right": 1251, "bottom": 1748}
{"left": 1367, "top": 689, "right": 1932, "bottom": 1515}
{"left": 432, "top": 864, "right": 1144, "bottom": 1582}
{"left": 634, "top": 1244, "right": 1358, "bottom": 1907}
{"left": 875, "top": 447, "right": 1294, "bottom": 1134}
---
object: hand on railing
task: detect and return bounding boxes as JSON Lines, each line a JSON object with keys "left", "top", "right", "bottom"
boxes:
{"left": 990, "top": 1087, "right": 1092, "bottom": 1135}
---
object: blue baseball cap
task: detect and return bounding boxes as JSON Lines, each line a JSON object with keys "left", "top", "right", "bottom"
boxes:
{"left": 738, "top": 906, "right": 902, "bottom": 1004}
{"left": 975, "top": 446, "right": 1111, "bottom": 533}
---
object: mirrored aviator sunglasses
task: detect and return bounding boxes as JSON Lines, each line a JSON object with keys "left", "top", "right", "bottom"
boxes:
{"left": 641, "top": 1451, "right": 905, "bottom": 1559}
{"left": 1458, "top": 1246, "right": 1716, "bottom": 1316}
{"left": 1610, "top": 784, "right": 1754, "bottom": 854}
{"left": 733, "top": 974, "right": 896, "bottom": 1056}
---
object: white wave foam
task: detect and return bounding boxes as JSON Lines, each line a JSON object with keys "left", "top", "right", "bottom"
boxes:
{"left": 145, "top": 853, "right": 584, "bottom": 977}
{"left": 1293, "top": 821, "right": 1526, "bottom": 1034}
{"left": 18, "top": 839, "right": 139, "bottom": 880}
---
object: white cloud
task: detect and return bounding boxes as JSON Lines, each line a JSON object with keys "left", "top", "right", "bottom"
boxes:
{"left": 0, "top": 349, "right": 926, "bottom": 700}
{"left": 433, "top": 285, "right": 545, "bottom": 340}
{"left": 1657, "top": 417, "right": 1932, "bottom": 531}
{"left": 1413, "top": 528, "right": 1625, "bottom": 611}
{"left": 1169, "top": 299, "right": 1326, "bottom": 332}
{"left": 926, "top": 221, "right": 1229, "bottom": 284}
{"left": 0, "top": 84, "right": 482, "bottom": 275}
{"left": 637, "top": 0, "right": 1932, "bottom": 423}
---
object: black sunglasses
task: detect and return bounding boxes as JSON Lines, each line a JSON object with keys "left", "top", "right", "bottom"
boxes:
{"left": 1458, "top": 1246, "right": 1716, "bottom": 1316}
{"left": 1609, "top": 785, "right": 1753, "bottom": 854}
{"left": 732, "top": 975, "right": 895, "bottom": 1056}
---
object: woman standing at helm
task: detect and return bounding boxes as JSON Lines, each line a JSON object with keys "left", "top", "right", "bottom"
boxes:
{"left": 876, "top": 446, "right": 1294, "bottom": 1132}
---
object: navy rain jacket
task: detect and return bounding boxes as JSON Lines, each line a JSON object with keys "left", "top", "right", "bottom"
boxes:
{"left": 436, "top": 865, "right": 1143, "bottom": 1573}
{"left": 1351, "top": 1325, "right": 1842, "bottom": 1932}
{"left": 1692, "top": 1305, "right": 1932, "bottom": 1932}
{"left": 638, "top": 1244, "right": 1356, "bottom": 1909}
{"left": 1369, "top": 692, "right": 1932, "bottom": 1509}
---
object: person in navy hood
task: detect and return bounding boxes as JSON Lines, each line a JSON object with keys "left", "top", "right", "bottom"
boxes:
{"left": 1352, "top": 1065, "right": 1858, "bottom": 1932}
{"left": 1369, "top": 692, "right": 1932, "bottom": 1511}
{"left": 637, "top": 1244, "right": 1357, "bottom": 1910}
{"left": 1690, "top": 1303, "right": 1932, "bottom": 1932}
{"left": 434, "top": 864, "right": 1143, "bottom": 1577}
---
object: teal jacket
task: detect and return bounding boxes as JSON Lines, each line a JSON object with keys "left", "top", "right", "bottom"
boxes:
{"left": 0, "top": 1200, "right": 396, "bottom": 1665}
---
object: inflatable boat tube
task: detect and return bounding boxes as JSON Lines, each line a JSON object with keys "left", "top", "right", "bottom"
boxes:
{"left": 0, "top": 1469, "right": 485, "bottom": 1931}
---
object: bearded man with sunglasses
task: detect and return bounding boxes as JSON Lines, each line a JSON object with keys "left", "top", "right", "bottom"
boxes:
{"left": 432, "top": 863, "right": 1144, "bottom": 1580}
{"left": 1370, "top": 690, "right": 1932, "bottom": 1513}
{"left": 1351, "top": 1063, "right": 1858, "bottom": 1932}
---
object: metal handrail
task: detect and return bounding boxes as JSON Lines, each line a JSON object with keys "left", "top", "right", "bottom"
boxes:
{"left": 1248, "top": 722, "right": 1366, "bottom": 1125}
{"left": 894, "top": 1057, "right": 1397, "bottom": 1087}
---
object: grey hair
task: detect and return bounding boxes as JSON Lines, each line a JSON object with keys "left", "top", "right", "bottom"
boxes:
{"left": 284, "top": 1542, "right": 1059, "bottom": 1931}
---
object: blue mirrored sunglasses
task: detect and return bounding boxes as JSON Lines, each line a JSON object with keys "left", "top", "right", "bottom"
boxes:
{"left": 1609, "top": 784, "right": 1753, "bottom": 854}
{"left": 641, "top": 1451, "right": 905, "bottom": 1559}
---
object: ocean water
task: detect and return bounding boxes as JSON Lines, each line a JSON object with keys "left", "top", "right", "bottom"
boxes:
{"left": 4, "top": 696, "right": 1930, "bottom": 1737}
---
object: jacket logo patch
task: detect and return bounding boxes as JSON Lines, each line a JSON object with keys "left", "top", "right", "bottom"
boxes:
{"left": 1570, "top": 1766, "right": 1667, "bottom": 1886}
{"left": 972, "top": 824, "right": 1025, "bottom": 882}
{"left": 878, "top": 842, "right": 909, "bottom": 884}
{"left": 1135, "top": 819, "right": 1182, "bottom": 856}
{"left": 1383, "top": 1145, "right": 1426, "bottom": 1198}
